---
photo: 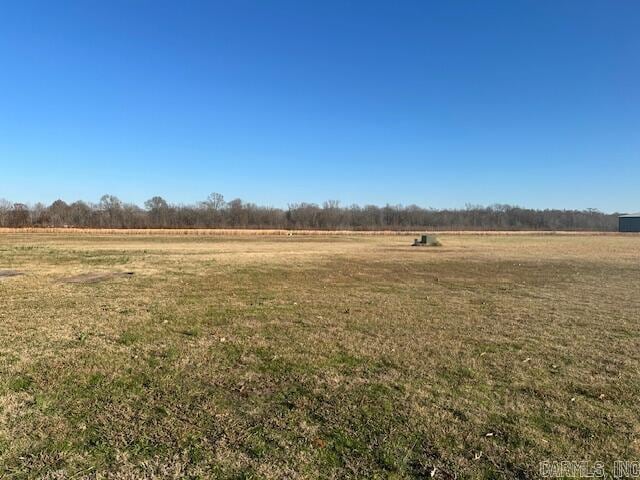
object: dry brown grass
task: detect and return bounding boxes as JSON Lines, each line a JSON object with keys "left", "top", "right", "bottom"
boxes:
{"left": 0, "top": 233, "right": 639, "bottom": 478}
{"left": 0, "top": 227, "right": 632, "bottom": 236}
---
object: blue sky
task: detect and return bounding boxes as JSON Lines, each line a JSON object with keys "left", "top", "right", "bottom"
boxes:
{"left": 1, "top": 1, "right": 638, "bottom": 212}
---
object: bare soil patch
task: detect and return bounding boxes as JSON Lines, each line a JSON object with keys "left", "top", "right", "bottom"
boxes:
{"left": 0, "top": 270, "right": 24, "bottom": 279}
{"left": 59, "top": 271, "right": 134, "bottom": 284}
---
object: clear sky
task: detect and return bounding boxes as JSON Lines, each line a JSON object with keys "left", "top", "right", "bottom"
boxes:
{"left": 1, "top": 1, "right": 638, "bottom": 212}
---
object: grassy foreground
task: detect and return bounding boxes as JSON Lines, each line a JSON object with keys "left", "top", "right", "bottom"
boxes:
{"left": 0, "top": 233, "right": 639, "bottom": 479}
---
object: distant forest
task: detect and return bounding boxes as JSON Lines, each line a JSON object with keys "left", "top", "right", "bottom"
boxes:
{"left": 0, "top": 194, "right": 619, "bottom": 231}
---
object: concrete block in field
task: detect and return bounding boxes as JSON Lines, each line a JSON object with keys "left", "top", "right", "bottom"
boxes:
{"left": 412, "top": 234, "right": 441, "bottom": 246}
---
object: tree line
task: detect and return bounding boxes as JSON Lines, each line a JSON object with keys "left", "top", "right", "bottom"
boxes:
{"left": 0, "top": 194, "right": 619, "bottom": 231}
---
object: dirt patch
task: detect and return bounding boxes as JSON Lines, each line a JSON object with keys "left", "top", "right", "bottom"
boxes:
{"left": 60, "top": 272, "right": 134, "bottom": 284}
{"left": 0, "top": 270, "right": 24, "bottom": 279}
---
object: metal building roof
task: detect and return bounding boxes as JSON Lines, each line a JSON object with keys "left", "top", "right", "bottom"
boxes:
{"left": 619, "top": 213, "right": 640, "bottom": 218}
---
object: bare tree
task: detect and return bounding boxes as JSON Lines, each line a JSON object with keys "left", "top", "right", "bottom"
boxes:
{"left": 205, "top": 192, "right": 225, "bottom": 211}
{"left": 144, "top": 196, "right": 170, "bottom": 227}
{"left": 99, "top": 194, "right": 123, "bottom": 227}
{"left": 10, "top": 203, "right": 30, "bottom": 227}
{"left": 0, "top": 194, "right": 620, "bottom": 231}
{"left": 69, "top": 201, "right": 92, "bottom": 227}
{"left": 200, "top": 192, "right": 226, "bottom": 227}
{"left": 0, "top": 198, "right": 12, "bottom": 227}
{"left": 47, "top": 199, "right": 70, "bottom": 226}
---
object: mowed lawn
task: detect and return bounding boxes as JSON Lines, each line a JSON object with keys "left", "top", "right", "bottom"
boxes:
{"left": 0, "top": 233, "right": 639, "bottom": 479}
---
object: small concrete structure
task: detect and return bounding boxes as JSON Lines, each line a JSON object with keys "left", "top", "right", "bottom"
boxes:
{"left": 412, "top": 234, "right": 440, "bottom": 246}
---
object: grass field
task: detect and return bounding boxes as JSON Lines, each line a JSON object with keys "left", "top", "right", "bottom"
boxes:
{"left": 0, "top": 233, "right": 639, "bottom": 479}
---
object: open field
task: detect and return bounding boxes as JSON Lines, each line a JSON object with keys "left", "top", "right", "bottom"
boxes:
{"left": 0, "top": 228, "right": 627, "bottom": 235}
{"left": 1, "top": 233, "right": 639, "bottom": 478}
